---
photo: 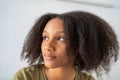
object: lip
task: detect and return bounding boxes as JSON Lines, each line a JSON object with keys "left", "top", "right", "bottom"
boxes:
{"left": 43, "top": 54, "right": 56, "bottom": 60}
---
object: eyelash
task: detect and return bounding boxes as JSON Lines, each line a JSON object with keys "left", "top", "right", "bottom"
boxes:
{"left": 43, "top": 36, "right": 48, "bottom": 40}
{"left": 56, "top": 36, "right": 65, "bottom": 41}
{"left": 42, "top": 36, "right": 65, "bottom": 41}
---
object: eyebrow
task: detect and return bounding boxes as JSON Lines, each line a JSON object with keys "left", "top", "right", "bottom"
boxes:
{"left": 43, "top": 31, "right": 65, "bottom": 34}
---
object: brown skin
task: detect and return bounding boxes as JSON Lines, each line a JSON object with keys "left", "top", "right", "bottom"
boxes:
{"left": 41, "top": 18, "right": 75, "bottom": 80}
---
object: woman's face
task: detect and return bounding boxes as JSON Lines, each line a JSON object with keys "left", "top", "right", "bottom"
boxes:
{"left": 41, "top": 18, "right": 73, "bottom": 68}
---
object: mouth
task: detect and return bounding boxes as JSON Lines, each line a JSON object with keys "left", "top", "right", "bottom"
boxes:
{"left": 43, "top": 54, "right": 56, "bottom": 60}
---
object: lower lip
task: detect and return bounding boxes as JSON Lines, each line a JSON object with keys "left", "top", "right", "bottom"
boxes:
{"left": 44, "top": 56, "right": 56, "bottom": 60}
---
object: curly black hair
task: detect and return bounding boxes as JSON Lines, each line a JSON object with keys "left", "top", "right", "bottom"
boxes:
{"left": 21, "top": 11, "right": 119, "bottom": 79}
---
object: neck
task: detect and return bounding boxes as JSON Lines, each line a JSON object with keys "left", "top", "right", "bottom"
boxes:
{"left": 44, "top": 65, "right": 76, "bottom": 80}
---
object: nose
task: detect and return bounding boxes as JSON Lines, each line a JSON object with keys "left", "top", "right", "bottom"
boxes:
{"left": 44, "top": 40, "right": 55, "bottom": 52}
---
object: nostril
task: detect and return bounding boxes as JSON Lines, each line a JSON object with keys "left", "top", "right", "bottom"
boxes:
{"left": 44, "top": 44, "right": 54, "bottom": 51}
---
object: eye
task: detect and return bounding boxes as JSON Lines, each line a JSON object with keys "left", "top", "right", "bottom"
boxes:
{"left": 56, "top": 36, "right": 65, "bottom": 41}
{"left": 43, "top": 36, "right": 49, "bottom": 41}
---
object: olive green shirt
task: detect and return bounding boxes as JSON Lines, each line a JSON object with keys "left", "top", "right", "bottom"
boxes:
{"left": 13, "top": 64, "right": 95, "bottom": 80}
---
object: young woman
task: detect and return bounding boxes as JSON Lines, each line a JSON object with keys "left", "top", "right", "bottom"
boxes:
{"left": 13, "top": 11, "right": 119, "bottom": 80}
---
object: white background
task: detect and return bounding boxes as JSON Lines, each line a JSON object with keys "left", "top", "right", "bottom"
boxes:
{"left": 0, "top": 0, "right": 120, "bottom": 80}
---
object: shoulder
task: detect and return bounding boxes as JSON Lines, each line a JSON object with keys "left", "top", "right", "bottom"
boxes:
{"left": 81, "top": 71, "right": 95, "bottom": 80}
{"left": 13, "top": 64, "right": 44, "bottom": 80}
{"left": 76, "top": 70, "right": 95, "bottom": 80}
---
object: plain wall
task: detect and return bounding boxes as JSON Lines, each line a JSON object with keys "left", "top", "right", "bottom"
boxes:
{"left": 0, "top": 0, "right": 120, "bottom": 80}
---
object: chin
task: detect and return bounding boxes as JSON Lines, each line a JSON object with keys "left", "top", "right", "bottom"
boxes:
{"left": 44, "top": 63, "right": 59, "bottom": 69}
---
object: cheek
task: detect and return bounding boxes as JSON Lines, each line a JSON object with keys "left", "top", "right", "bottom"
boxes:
{"left": 60, "top": 44, "right": 66, "bottom": 52}
{"left": 57, "top": 45, "right": 67, "bottom": 57}
{"left": 41, "top": 42, "right": 44, "bottom": 51}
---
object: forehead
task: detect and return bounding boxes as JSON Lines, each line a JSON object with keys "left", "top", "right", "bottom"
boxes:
{"left": 43, "top": 18, "right": 64, "bottom": 32}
